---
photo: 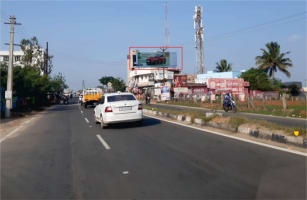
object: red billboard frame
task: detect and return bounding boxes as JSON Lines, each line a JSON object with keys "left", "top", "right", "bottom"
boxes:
{"left": 129, "top": 46, "right": 183, "bottom": 71}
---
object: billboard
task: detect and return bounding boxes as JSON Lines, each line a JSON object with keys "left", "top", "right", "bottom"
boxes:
{"left": 129, "top": 46, "right": 183, "bottom": 71}
{"left": 161, "top": 86, "right": 170, "bottom": 101}
{"left": 133, "top": 51, "right": 177, "bottom": 68}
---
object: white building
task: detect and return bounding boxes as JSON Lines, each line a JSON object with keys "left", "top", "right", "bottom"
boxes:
{"left": 129, "top": 69, "right": 174, "bottom": 88}
{"left": 0, "top": 49, "right": 45, "bottom": 75}
{"left": 127, "top": 50, "right": 181, "bottom": 97}
{"left": 196, "top": 70, "right": 246, "bottom": 85}
{"left": 0, "top": 50, "right": 24, "bottom": 67}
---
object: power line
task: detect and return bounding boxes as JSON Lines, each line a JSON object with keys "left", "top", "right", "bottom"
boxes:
{"left": 207, "top": 11, "right": 306, "bottom": 40}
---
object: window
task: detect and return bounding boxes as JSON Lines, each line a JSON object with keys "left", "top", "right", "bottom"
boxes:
{"left": 107, "top": 95, "right": 136, "bottom": 102}
{"left": 100, "top": 96, "right": 105, "bottom": 104}
{"left": 15, "top": 56, "right": 20, "bottom": 62}
{"left": 133, "top": 55, "right": 137, "bottom": 66}
{"left": 3, "top": 56, "right": 9, "bottom": 61}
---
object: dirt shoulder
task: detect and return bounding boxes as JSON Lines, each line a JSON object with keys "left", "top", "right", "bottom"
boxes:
{"left": 0, "top": 108, "right": 48, "bottom": 142}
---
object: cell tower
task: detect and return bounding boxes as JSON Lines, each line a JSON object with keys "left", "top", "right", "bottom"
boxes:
{"left": 193, "top": 6, "right": 204, "bottom": 74}
{"left": 164, "top": 2, "right": 169, "bottom": 48}
{"left": 82, "top": 80, "right": 86, "bottom": 90}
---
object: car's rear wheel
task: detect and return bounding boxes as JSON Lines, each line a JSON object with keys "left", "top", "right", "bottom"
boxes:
{"left": 95, "top": 115, "right": 99, "bottom": 124}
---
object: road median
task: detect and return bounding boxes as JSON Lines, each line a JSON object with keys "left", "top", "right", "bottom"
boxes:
{"left": 143, "top": 106, "right": 307, "bottom": 149}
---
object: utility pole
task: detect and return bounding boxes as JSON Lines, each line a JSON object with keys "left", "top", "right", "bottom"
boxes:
{"left": 44, "top": 41, "right": 48, "bottom": 75}
{"left": 161, "top": 1, "right": 169, "bottom": 87}
{"left": 4, "top": 16, "right": 21, "bottom": 118}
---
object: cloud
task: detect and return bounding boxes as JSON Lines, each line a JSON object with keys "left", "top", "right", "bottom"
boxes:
{"left": 288, "top": 34, "right": 302, "bottom": 42}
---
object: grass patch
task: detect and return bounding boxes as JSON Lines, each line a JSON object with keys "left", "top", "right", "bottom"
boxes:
{"left": 159, "top": 99, "right": 307, "bottom": 118}
{"left": 228, "top": 117, "right": 248, "bottom": 129}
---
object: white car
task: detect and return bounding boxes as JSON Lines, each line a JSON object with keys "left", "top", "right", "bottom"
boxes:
{"left": 94, "top": 92, "right": 143, "bottom": 129}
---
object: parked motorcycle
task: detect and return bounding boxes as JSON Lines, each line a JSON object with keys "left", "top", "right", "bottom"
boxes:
{"left": 223, "top": 99, "right": 237, "bottom": 112}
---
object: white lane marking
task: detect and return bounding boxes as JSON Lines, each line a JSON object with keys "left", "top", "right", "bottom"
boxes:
{"left": 96, "top": 134, "right": 111, "bottom": 150}
{"left": 81, "top": 110, "right": 83, "bottom": 114}
{"left": 22, "top": 118, "right": 34, "bottom": 125}
{"left": 0, "top": 126, "right": 23, "bottom": 143}
{"left": 84, "top": 118, "right": 89, "bottom": 123}
{"left": 144, "top": 114, "right": 307, "bottom": 157}
{"left": 89, "top": 125, "right": 93, "bottom": 128}
{"left": 122, "top": 171, "right": 129, "bottom": 175}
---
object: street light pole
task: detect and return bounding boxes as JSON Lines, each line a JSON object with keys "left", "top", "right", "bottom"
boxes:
{"left": 4, "top": 16, "right": 21, "bottom": 118}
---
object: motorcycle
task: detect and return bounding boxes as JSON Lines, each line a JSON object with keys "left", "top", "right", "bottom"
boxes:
{"left": 223, "top": 99, "right": 237, "bottom": 112}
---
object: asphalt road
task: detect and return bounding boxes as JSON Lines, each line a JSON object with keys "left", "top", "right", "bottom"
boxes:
{"left": 150, "top": 103, "right": 307, "bottom": 128}
{"left": 1, "top": 103, "right": 306, "bottom": 199}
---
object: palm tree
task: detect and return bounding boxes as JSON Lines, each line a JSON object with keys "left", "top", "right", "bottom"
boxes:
{"left": 215, "top": 59, "right": 232, "bottom": 72}
{"left": 255, "top": 42, "right": 293, "bottom": 79}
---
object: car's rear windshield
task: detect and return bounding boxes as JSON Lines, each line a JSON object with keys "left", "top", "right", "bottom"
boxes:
{"left": 107, "top": 95, "right": 136, "bottom": 102}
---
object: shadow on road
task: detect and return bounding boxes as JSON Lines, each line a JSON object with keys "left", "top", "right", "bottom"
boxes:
{"left": 106, "top": 117, "right": 161, "bottom": 130}
{"left": 47, "top": 105, "right": 76, "bottom": 112}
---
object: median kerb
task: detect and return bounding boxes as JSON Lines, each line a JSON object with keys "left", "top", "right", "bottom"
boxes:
{"left": 286, "top": 135, "right": 303, "bottom": 146}
{"left": 194, "top": 118, "right": 204, "bottom": 126}
{"left": 169, "top": 114, "right": 177, "bottom": 119}
{"left": 205, "top": 112, "right": 215, "bottom": 118}
{"left": 185, "top": 116, "right": 192, "bottom": 123}
{"left": 177, "top": 115, "right": 184, "bottom": 121}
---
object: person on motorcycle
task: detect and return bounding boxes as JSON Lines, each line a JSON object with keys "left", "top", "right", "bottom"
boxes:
{"left": 224, "top": 93, "right": 232, "bottom": 106}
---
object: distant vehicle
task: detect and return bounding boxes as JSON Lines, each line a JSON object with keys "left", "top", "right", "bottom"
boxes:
{"left": 81, "top": 88, "right": 103, "bottom": 108}
{"left": 223, "top": 99, "right": 237, "bottom": 112}
{"left": 94, "top": 92, "right": 143, "bottom": 129}
{"left": 146, "top": 54, "right": 166, "bottom": 65}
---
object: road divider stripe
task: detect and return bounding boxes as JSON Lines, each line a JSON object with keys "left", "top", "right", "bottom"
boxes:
{"left": 144, "top": 114, "right": 307, "bottom": 157}
{"left": 96, "top": 134, "right": 111, "bottom": 150}
{"left": 84, "top": 118, "right": 89, "bottom": 123}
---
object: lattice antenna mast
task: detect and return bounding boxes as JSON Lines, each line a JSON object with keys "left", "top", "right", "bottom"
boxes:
{"left": 164, "top": 1, "right": 170, "bottom": 49}
{"left": 82, "top": 80, "right": 86, "bottom": 90}
{"left": 193, "top": 6, "right": 204, "bottom": 74}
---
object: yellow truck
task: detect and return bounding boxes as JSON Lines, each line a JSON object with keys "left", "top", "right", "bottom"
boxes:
{"left": 81, "top": 88, "right": 103, "bottom": 108}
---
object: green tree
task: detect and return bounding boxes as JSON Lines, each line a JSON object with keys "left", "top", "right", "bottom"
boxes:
{"left": 1, "top": 63, "right": 68, "bottom": 111}
{"left": 240, "top": 68, "right": 281, "bottom": 91}
{"left": 215, "top": 59, "right": 232, "bottom": 72}
{"left": 0, "top": 63, "right": 8, "bottom": 89}
{"left": 255, "top": 42, "right": 293, "bottom": 79}
{"left": 49, "top": 73, "right": 68, "bottom": 93}
{"left": 21, "top": 36, "right": 54, "bottom": 75}
{"left": 99, "top": 76, "right": 126, "bottom": 92}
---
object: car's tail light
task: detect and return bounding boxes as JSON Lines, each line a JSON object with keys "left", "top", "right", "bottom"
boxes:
{"left": 138, "top": 104, "right": 142, "bottom": 110}
{"left": 105, "top": 106, "right": 113, "bottom": 112}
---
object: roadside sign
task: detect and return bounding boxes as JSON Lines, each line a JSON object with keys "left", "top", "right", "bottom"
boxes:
{"left": 161, "top": 86, "right": 170, "bottom": 101}
{"left": 294, "top": 130, "right": 300, "bottom": 136}
{"left": 5, "top": 91, "right": 12, "bottom": 99}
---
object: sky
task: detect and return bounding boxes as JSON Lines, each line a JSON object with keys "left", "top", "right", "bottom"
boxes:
{"left": 1, "top": 0, "right": 306, "bottom": 91}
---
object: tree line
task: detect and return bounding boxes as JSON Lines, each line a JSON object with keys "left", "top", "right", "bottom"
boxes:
{"left": 214, "top": 41, "right": 294, "bottom": 92}
{"left": 1, "top": 36, "right": 68, "bottom": 114}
